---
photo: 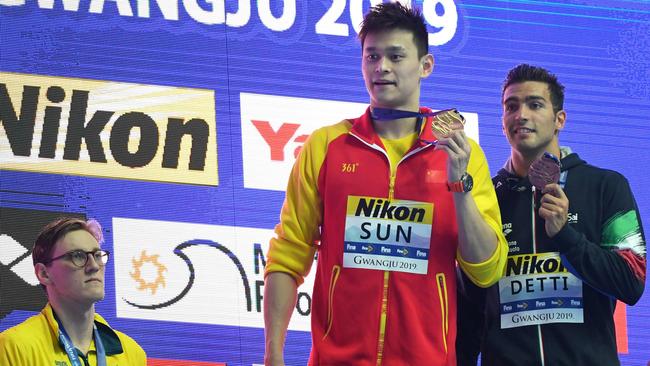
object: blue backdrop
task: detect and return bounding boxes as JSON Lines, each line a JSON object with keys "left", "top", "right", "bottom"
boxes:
{"left": 1, "top": 1, "right": 648, "bottom": 365}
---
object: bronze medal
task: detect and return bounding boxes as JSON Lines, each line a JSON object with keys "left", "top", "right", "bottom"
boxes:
{"left": 528, "top": 152, "right": 561, "bottom": 191}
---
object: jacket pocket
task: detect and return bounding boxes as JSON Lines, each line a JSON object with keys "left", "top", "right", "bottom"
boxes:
{"left": 436, "top": 272, "right": 449, "bottom": 354}
{"left": 323, "top": 265, "right": 341, "bottom": 340}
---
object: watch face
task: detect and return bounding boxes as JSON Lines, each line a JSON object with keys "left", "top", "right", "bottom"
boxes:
{"left": 448, "top": 173, "right": 473, "bottom": 192}
{"left": 462, "top": 173, "right": 474, "bottom": 192}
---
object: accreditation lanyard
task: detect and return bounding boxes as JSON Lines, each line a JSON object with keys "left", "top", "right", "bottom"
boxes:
{"left": 56, "top": 317, "right": 107, "bottom": 366}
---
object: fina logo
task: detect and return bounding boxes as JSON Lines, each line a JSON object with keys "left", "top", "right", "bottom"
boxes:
{"left": 122, "top": 239, "right": 251, "bottom": 311}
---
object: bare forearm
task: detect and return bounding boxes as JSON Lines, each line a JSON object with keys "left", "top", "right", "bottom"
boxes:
{"left": 264, "top": 272, "right": 298, "bottom": 366}
{"left": 454, "top": 192, "right": 498, "bottom": 263}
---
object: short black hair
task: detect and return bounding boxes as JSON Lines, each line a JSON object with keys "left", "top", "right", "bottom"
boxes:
{"left": 359, "top": 2, "right": 429, "bottom": 58}
{"left": 502, "top": 64, "right": 565, "bottom": 113}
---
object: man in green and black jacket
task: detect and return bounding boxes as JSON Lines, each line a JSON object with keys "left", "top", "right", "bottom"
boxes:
{"left": 457, "top": 64, "right": 646, "bottom": 366}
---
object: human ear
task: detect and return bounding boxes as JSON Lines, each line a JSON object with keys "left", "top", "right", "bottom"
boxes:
{"left": 35, "top": 263, "right": 52, "bottom": 287}
{"left": 555, "top": 110, "right": 567, "bottom": 133}
{"left": 420, "top": 54, "right": 434, "bottom": 78}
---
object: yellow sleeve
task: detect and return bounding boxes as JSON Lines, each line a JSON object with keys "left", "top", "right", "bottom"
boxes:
{"left": 0, "top": 329, "right": 27, "bottom": 365}
{"left": 118, "top": 332, "right": 147, "bottom": 365}
{"left": 265, "top": 121, "right": 351, "bottom": 285}
{"left": 456, "top": 139, "right": 508, "bottom": 287}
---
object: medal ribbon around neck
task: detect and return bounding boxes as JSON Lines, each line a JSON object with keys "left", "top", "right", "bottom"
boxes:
{"left": 371, "top": 108, "right": 466, "bottom": 144}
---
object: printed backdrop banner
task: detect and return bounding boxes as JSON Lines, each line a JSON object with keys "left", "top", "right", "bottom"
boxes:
{"left": 113, "top": 217, "right": 315, "bottom": 331}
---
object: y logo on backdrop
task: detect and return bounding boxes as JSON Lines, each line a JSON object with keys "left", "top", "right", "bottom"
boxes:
{"left": 239, "top": 92, "right": 480, "bottom": 191}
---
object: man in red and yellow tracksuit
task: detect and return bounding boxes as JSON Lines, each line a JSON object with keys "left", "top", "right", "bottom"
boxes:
{"left": 263, "top": 3, "right": 508, "bottom": 366}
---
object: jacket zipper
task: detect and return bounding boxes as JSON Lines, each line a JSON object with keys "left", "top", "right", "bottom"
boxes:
{"left": 348, "top": 132, "right": 432, "bottom": 365}
{"left": 376, "top": 270, "right": 390, "bottom": 366}
{"left": 377, "top": 168, "right": 395, "bottom": 365}
{"left": 436, "top": 273, "right": 449, "bottom": 354}
{"left": 532, "top": 187, "right": 545, "bottom": 366}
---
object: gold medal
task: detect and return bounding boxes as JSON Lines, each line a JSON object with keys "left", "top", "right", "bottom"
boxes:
{"left": 431, "top": 109, "right": 465, "bottom": 139}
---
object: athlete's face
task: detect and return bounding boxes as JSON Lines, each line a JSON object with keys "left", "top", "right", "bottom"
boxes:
{"left": 37, "top": 230, "right": 106, "bottom": 307}
{"left": 502, "top": 81, "right": 566, "bottom": 157}
{"left": 362, "top": 29, "right": 433, "bottom": 111}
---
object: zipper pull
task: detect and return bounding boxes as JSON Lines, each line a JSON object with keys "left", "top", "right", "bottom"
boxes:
{"left": 389, "top": 174, "right": 396, "bottom": 200}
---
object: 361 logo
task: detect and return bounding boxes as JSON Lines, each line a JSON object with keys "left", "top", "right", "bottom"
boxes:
{"left": 240, "top": 93, "right": 367, "bottom": 191}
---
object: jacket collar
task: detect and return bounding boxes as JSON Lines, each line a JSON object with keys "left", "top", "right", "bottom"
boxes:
{"left": 43, "top": 303, "right": 124, "bottom": 355}
{"left": 350, "top": 106, "right": 437, "bottom": 148}
{"left": 497, "top": 147, "right": 585, "bottom": 192}
{"left": 502, "top": 146, "right": 576, "bottom": 175}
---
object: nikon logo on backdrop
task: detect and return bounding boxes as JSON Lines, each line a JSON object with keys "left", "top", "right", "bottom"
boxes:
{"left": 0, "top": 72, "right": 218, "bottom": 185}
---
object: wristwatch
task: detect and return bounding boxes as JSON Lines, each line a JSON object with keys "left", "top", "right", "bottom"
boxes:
{"left": 448, "top": 172, "right": 473, "bottom": 193}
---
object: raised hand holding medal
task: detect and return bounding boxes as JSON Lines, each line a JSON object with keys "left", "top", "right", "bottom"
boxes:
{"left": 531, "top": 152, "right": 569, "bottom": 237}
{"left": 528, "top": 152, "right": 561, "bottom": 191}
{"left": 371, "top": 107, "right": 470, "bottom": 182}
{"left": 429, "top": 109, "right": 470, "bottom": 183}
{"left": 372, "top": 108, "right": 471, "bottom": 184}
